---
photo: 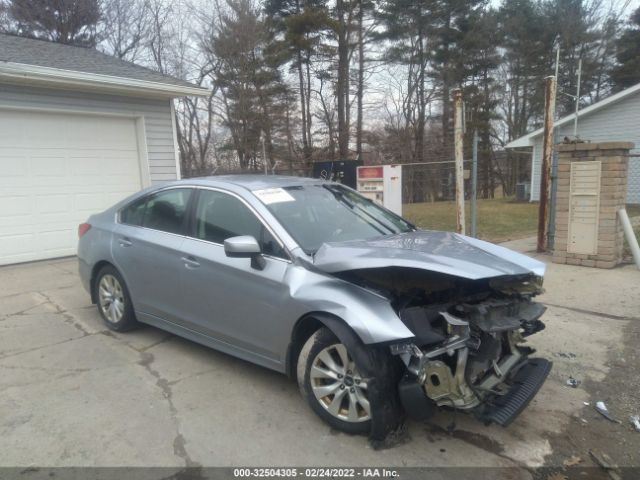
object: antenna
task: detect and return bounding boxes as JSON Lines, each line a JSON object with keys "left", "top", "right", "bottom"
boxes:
{"left": 574, "top": 59, "right": 582, "bottom": 138}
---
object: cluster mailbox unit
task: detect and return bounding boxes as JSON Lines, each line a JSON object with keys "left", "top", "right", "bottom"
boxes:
{"left": 356, "top": 165, "right": 403, "bottom": 216}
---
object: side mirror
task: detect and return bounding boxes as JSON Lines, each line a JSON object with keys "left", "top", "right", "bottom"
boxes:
{"left": 224, "top": 236, "right": 265, "bottom": 270}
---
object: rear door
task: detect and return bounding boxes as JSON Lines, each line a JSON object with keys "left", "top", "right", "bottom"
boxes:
{"left": 178, "top": 188, "right": 291, "bottom": 362}
{"left": 113, "top": 187, "right": 193, "bottom": 324}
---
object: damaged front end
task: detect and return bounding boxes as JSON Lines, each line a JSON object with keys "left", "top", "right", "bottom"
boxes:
{"left": 343, "top": 269, "right": 552, "bottom": 427}
{"left": 313, "top": 230, "right": 552, "bottom": 428}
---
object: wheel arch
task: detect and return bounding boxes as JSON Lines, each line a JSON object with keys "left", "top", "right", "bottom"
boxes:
{"left": 285, "top": 311, "right": 365, "bottom": 379}
{"left": 288, "top": 311, "right": 407, "bottom": 445}
{"left": 90, "top": 260, "right": 116, "bottom": 304}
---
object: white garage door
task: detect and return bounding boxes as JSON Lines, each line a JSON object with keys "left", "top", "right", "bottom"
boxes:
{"left": 0, "top": 109, "right": 144, "bottom": 265}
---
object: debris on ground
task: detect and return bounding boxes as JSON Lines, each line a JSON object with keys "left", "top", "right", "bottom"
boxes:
{"left": 631, "top": 415, "right": 640, "bottom": 432}
{"left": 555, "top": 352, "right": 577, "bottom": 359}
{"left": 589, "top": 450, "right": 621, "bottom": 480}
{"left": 566, "top": 376, "right": 580, "bottom": 388}
{"left": 563, "top": 455, "right": 582, "bottom": 467}
{"left": 545, "top": 473, "right": 568, "bottom": 480}
{"left": 583, "top": 401, "right": 590, "bottom": 406}
{"left": 595, "top": 401, "right": 621, "bottom": 423}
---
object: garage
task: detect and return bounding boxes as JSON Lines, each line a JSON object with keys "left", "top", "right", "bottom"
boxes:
{"left": 0, "top": 33, "right": 208, "bottom": 265}
{"left": 0, "top": 109, "right": 145, "bottom": 265}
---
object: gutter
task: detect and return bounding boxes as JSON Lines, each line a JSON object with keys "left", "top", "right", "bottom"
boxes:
{"left": 0, "top": 61, "right": 210, "bottom": 98}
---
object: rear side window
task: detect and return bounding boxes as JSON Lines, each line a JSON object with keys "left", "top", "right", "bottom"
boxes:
{"left": 120, "top": 198, "right": 146, "bottom": 226}
{"left": 193, "top": 189, "right": 287, "bottom": 259}
{"left": 143, "top": 189, "right": 192, "bottom": 235}
{"left": 120, "top": 188, "right": 192, "bottom": 234}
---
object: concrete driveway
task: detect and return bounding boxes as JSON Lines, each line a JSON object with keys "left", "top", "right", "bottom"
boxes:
{"left": 1, "top": 248, "right": 639, "bottom": 476}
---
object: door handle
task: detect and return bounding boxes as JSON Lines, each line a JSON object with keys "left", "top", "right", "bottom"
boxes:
{"left": 119, "top": 237, "right": 132, "bottom": 247}
{"left": 181, "top": 256, "right": 200, "bottom": 269}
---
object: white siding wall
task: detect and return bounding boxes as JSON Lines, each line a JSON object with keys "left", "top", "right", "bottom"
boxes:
{"left": 529, "top": 89, "right": 640, "bottom": 203}
{"left": 0, "top": 84, "right": 178, "bottom": 183}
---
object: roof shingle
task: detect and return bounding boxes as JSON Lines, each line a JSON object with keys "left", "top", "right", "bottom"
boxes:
{"left": 0, "top": 33, "right": 197, "bottom": 89}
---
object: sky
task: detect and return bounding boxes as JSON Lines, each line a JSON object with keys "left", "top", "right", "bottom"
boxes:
{"left": 488, "top": 0, "right": 640, "bottom": 12}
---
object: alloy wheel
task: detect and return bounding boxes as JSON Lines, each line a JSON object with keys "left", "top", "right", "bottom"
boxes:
{"left": 310, "top": 343, "right": 370, "bottom": 422}
{"left": 98, "top": 274, "right": 125, "bottom": 324}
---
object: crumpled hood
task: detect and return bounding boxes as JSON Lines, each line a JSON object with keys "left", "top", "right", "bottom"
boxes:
{"left": 313, "top": 230, "right": 545, "bottom": 280}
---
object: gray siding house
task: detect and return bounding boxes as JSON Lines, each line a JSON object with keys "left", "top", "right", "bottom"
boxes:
{"left": 0, "top": 34, "right": 208, "bottom": 265}
{"left": 506, "top": 82, "right": 640, "bottom": 204}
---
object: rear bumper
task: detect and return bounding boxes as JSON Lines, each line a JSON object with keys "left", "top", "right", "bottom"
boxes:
{"left": 479, "top": 357, "right": 552, "bottom": 426}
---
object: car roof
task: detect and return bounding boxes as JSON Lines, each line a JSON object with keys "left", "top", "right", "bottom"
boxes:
{"left": 177, "top": 175, "right": 329, "bottom": 191}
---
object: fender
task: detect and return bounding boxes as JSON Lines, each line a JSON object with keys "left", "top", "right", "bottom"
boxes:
{"left": 284, "top": 265, "right": 415, "bottom": 345}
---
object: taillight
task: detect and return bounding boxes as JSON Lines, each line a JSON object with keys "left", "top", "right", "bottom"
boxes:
{"left": 78, "top": 223, "right": 91, "bottom": 238}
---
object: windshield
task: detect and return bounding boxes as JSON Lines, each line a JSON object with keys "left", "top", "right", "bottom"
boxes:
{"left": 253, "top": 184, "right": 414, "bottom": 254}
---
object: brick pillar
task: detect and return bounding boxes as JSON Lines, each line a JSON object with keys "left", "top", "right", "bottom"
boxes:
{"left": 552, "top": 141, "right": 633, "bottom": 268}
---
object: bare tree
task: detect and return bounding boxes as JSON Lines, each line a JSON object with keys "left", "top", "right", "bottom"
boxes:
{"left": 100, "top": 0, "right": 151, "bottom": 61}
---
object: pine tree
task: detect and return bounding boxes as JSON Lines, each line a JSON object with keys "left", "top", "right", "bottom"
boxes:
{"left": 376, "top": 0, "right": 438, "bottom": 163}
{"left": 265, "top": 0, "right": 331, "bottom": 167}
{"left": 208, "top": 0, "right": 291, "bottom": 171}
{"left": 498, "top": 0, "right": 553, "bottom": 140}
{"left": 611, "top": 7, "right": 640, "bottom": 91}
{"left": 4, "top": 0, "right": 100, "bottom": 47}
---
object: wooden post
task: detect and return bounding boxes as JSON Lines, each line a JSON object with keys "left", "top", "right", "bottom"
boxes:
{"left": 471, "top": 128, "right": 478, "bottom": 237}
{"left": 453, "top": 89, "right": 465, "bottom": 235}
{"left": 537, "top": 76, "right": 556, "bottom": 252}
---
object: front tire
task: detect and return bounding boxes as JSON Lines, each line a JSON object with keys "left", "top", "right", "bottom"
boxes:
{"left": 297, "top": 327, "right": 371, "bottom": 434}
{"left": 95, "top": 265, "right": 137, "bottom": 332}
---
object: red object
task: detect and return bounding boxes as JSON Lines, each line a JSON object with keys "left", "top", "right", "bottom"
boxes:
{"left": 78, "top": 223, "right": 91, "bottom": 238}
{"left": 358, "top": 166, "right": 383, "bottom": 179}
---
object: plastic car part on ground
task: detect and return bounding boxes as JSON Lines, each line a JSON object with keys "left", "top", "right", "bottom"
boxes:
{"left": 595, "top": 401, "right": 621, "bottom": 423}
{"left": 630, "top": 415, "right": 640, "bottom": 432}
{"left": 566, "top": 376, "right": 580, "bottom": 388}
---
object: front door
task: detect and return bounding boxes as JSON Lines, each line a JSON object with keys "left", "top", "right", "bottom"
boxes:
{"left": 179, "top": 189, "right": 290, "bottom": 363}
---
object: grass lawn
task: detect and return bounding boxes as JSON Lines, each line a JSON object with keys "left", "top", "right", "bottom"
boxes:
{"left": 627, "top": 204, "right": 640, "bottom": 217}
{"left": 402, "top": 198, "right": 538, "bottom": 243}
{"left": 403, "top": 199, "right": 640, "bottom": 245}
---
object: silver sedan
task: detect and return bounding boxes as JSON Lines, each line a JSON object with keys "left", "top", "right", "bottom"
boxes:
{"left": 78, "top": 175, "right": 551, "bottom": 442}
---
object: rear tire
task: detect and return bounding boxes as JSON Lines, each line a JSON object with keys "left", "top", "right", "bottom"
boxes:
{"left": 297, "top": 327, "right": 371, "bottom": 435}
{"left": 95, "top": 265, "right": 137, "bottom": 332}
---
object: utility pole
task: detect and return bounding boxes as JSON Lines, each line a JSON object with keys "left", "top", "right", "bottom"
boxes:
{"left": 453, "top": 89, "right": 465, "bottom": 235}
{"left": 471, "top": 129, "right": 478, "bottom": 238}
{"left": 261, "top": 131, "right": 268, "bottom": 175}
{"left": 548, "top": 46, "right": 561, "bottom": 250}
{"left": 537, "top": 76, "right": 557, "bottom": 253}
{"left": 574, "top": 58, "right": 582, "bottom": 138}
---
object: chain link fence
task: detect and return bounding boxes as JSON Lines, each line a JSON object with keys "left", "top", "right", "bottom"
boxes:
{"left": 628, "top": 155, "right": 640, "bottom": 205}
{"left": 400, "top": 160, "right": 486, "bottom": 204}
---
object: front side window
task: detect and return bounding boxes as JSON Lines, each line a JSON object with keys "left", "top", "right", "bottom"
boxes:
{"left": 193, "top": 189, "right": 287, "bottom": 259}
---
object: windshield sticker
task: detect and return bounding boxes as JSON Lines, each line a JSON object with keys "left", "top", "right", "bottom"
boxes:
{"left": 253, "top": 188, "right": 295, "bottom": 204}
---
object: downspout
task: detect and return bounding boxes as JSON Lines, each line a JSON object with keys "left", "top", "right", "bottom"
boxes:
{"left": 547, "top": 130, "right": 559, "bottom": 250}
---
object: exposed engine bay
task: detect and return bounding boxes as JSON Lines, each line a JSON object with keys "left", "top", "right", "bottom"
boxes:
{"left": 337, "top": 267, "right": 552, "bottom": 426}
